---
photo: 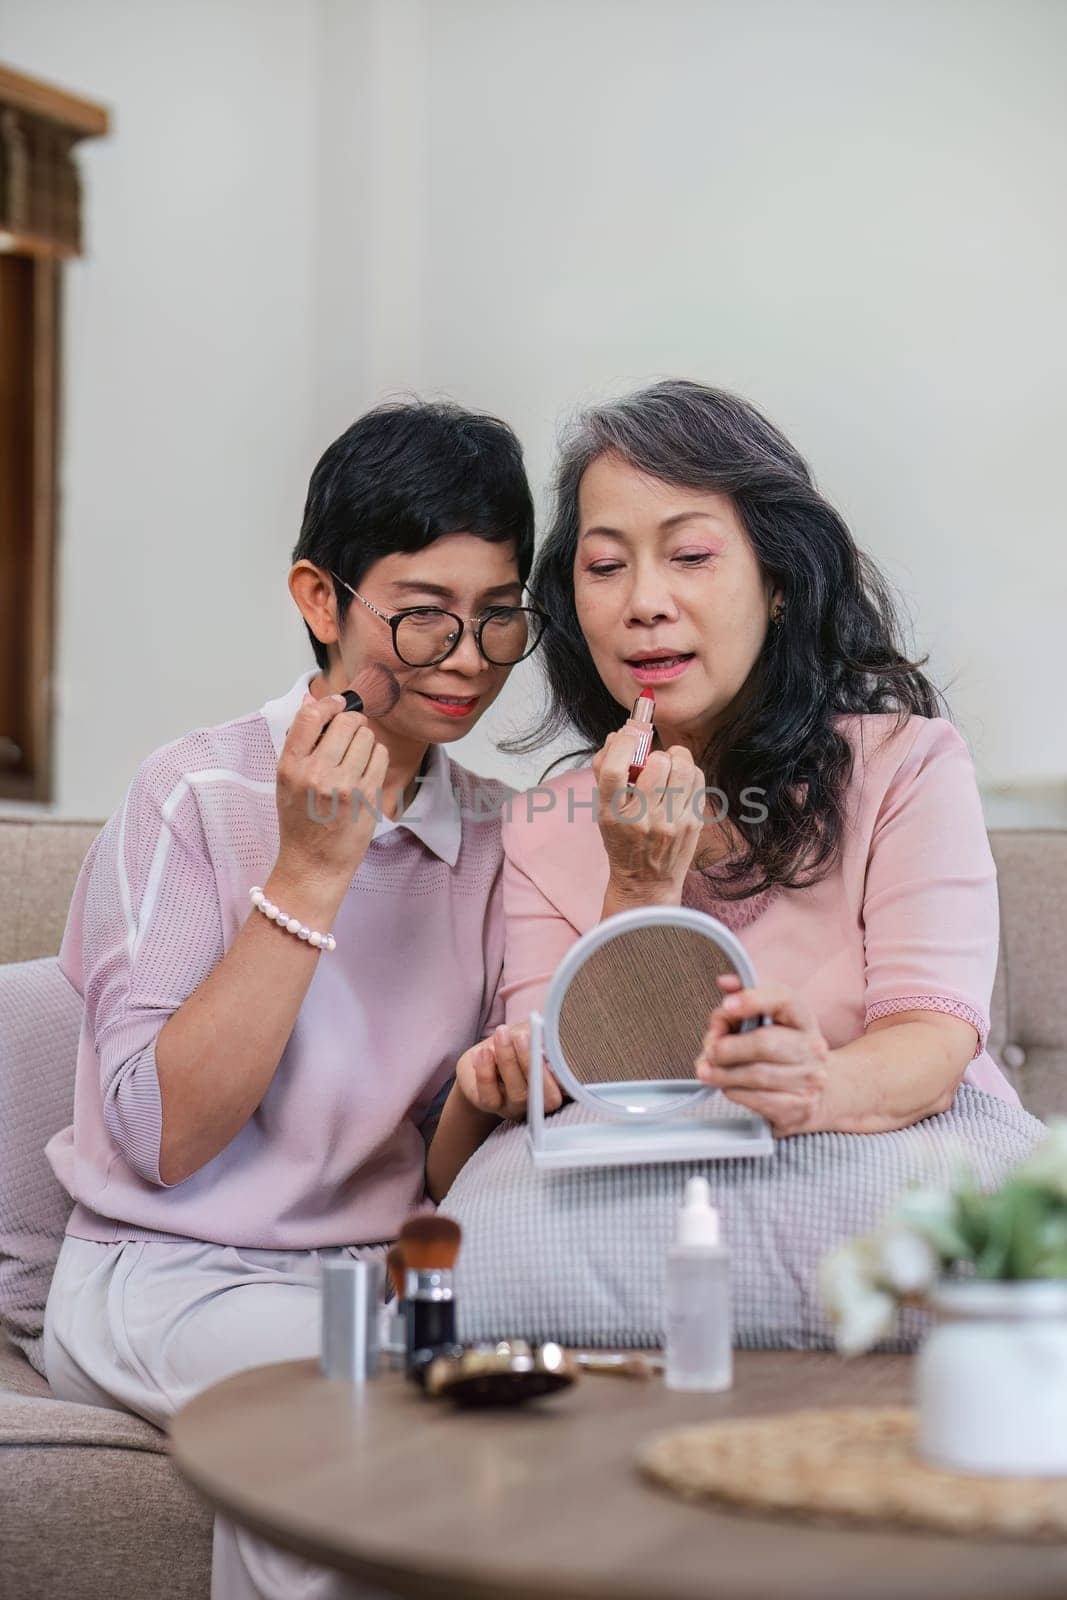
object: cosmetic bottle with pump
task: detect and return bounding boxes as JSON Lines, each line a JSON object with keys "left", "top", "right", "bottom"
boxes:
{"left": 664, "top": 1175, "right": 732, "bottom": 1392}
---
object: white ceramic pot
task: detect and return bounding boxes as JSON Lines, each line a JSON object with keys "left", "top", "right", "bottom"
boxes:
{"left": 917, "top": 1280, "right": 1067, "bottom": 1475}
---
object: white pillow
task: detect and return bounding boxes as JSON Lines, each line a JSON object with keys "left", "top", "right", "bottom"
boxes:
{"left": 444, "top": 1087, "right": 1043, "bottom": 1352}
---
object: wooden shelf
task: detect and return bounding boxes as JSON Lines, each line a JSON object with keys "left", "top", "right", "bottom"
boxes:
{"left": 0, "top": 227, "right": 76, "bottom": 260}
{"left": 0, "top": 65, "right": 106, "bottom": 802}
{"left": 0, "top": 63, "right": 109, "bottom": 140}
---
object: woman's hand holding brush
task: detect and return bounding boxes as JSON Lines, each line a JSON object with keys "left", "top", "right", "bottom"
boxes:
{"left": 275, "top": 665, "right": 400, "bottom": 892}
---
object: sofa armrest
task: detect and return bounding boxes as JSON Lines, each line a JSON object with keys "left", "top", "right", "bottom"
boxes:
{"left": 0, "top": 1390, "right": 168, "bottom": 1453}
{"left": 0, "top": 1325, "right": 52, "bottom": 1398}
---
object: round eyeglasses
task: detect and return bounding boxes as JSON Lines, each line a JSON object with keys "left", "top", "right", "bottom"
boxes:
{"left": 329, "top": 572, "right": 550, "bottom": 668}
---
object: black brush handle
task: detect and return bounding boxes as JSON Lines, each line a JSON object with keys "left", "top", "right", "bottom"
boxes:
{"left": 405, "top": 1297, "right": 456, "bottom": 1377}
{"left": 308, "top": 688, "right": 364, "bottom": 754}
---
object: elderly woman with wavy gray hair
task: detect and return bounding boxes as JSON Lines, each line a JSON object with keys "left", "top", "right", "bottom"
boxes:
{"left": 428, "top": 379, "right": 1017, "bottom": 1196}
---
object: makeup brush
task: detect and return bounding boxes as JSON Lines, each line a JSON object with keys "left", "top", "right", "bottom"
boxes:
{"left": 307, "top": 665, "right": 401, "bottom": 752}
{"left": 339, "top": 663, "right": 401, "bottom": 719}
{"left": 385, "top": 1244, "right": 407, "bottom": 1303}
{"left": 570, "top": 1351, "right": 662, "bottom": 1380}
{"left": 378, "top": 1244, "right": 410, "bottom": 1367}
{"left": 398, "top": 1215, "right": 463, "bottom": 1382}
{"left": 398, "top": 1215, "right": 462, "bottom": 1273}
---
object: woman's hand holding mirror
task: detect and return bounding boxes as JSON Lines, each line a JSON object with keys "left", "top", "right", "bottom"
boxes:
{"left": 696, "top": 972, "right": 831, "bottom": 1136}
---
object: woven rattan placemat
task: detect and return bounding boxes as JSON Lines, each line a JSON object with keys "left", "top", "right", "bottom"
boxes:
{"left": 638, "top": 1408, "right": 1067, "bottom": 1538}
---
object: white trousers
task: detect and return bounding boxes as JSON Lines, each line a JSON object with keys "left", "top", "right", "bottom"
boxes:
{"left": 43, "top": 1234, "right": 397, "bottom": 1600}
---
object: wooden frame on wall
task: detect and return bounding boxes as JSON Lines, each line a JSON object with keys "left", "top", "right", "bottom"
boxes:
{"left": 0, "top": 64, "right": 109, "bottom": 802}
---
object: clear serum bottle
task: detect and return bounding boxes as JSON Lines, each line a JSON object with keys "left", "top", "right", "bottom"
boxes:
{"left": 664, "top": 1176, "right": 732, "bottom": 1392}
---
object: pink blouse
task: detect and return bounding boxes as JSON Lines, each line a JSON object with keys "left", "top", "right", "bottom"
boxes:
{"left": 498, "top": 712, "right": 1017, "bottom": 1106}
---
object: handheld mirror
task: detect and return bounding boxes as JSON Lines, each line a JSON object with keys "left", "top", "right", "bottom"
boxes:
{"left": 528, "top": 906, "right": 775, "bottom": 1168}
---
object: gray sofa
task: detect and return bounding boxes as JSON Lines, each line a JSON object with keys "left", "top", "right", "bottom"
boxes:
{"left": 0, "top": 823, "right": 213, "bottom": 1599}
{"left": 1, "top": 817, "right": 1065, "bottom": 1600}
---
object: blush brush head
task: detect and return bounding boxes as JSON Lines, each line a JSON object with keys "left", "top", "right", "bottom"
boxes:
{"left": 340, "top": 663, "right": 401, "bottom": 719}
{"left": 398, "top": 1214, "right": 462, "bottom": 1273}
{"left": 386, "top": 1244, "right": 407, "bottom": 1302}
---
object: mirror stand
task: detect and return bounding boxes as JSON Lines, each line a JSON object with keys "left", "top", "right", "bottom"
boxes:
{"left": 527, "top": 1010, "right": 775, "bottom": 1171}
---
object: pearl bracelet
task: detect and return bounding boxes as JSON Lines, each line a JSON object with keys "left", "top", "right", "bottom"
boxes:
{"left": 248, "top": 886, "right": 336, "bottom": 952}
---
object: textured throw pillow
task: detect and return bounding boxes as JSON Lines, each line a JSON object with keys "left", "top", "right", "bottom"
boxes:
{"left": 0, "top": 958, "right": 81, "bottom": 1377}
{"left": 445, "top": 1086, "right": 1045, "bottom": 1353}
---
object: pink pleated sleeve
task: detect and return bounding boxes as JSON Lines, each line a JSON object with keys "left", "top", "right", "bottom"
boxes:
{"left": 860, "top": 717, "right": 998, "bottom": 1061}
{"left": 499, "top": 847, "right": 582, "bottom": 1026}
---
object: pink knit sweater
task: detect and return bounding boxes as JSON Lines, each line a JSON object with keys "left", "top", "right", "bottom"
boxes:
{"left": 45, "top": 670, "right": 509, "bottom": 1247}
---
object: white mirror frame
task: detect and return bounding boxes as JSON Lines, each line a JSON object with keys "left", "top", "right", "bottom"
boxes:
{"left": 539, "top": 905, "right": 770, "bottom": 1124}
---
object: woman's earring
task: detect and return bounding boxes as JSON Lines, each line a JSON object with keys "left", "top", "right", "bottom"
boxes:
{"left": 770, "top": 602, "right": 785, "bottom": 627}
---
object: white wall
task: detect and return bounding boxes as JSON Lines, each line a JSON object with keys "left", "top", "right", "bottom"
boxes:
{"left": 0, "top": 0, "right": 320, "bottom": 819}
{"left": 405, "top": 0, "right": 1067, "bottom": 799}
{"left": 3, "top": 0, "right": 1065, "bottom": 819}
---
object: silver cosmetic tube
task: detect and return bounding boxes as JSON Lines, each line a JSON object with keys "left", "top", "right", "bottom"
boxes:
{"left": 320, "top": 1256, "right": 383, "bottom": 1382}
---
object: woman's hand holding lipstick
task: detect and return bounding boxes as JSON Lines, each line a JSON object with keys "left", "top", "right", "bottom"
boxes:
{"left": 455, "top": 1022, "right": 564, "bottom": 1121}
{"left": 695, "top": 972, "right": 831, "bottom": 1136}
{"left": 592, "top": 732, "right": 706, "bottom": 915}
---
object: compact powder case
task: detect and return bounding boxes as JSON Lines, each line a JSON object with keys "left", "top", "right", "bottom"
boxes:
{"left": 423, "top": 1340, "right": 578, "bottom": 1407}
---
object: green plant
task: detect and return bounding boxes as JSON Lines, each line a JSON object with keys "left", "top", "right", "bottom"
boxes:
{"left": 819, "top": 1121, "right": 1067, "bottom": 1355}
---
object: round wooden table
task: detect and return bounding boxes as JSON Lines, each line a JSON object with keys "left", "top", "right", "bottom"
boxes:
{"left": 169, "top": 1351, "right": 1067, "bottom": 1600}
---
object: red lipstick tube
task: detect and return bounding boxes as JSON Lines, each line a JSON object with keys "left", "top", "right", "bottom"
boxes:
{"left": 624, "top": 688, "right": 656, "bottom": 784}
